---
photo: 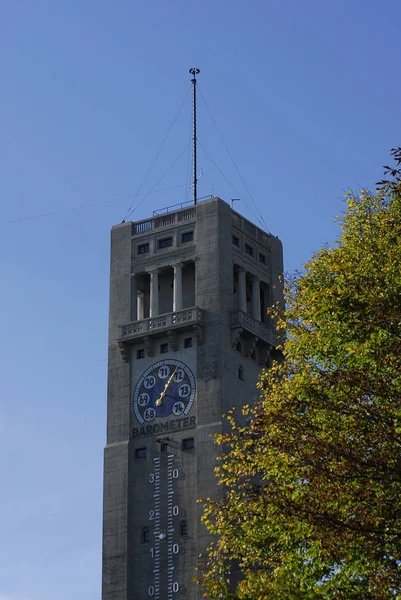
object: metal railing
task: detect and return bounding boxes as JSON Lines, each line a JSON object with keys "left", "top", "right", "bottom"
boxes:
{"left": 119, "top": 307, "right": 203, "bottom": 339}
{"left": 153, "top": 201, "right": 193, "bottom": 216}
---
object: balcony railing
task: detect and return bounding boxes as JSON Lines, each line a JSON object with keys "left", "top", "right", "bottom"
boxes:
{"left": 230, "top": 310, "right": 277, "bottom": 346}
{"left": 119, "top": 307, "right": 203, "bottom": 341}
{"left": 133, "top": 206, "right": 197, "bottom": 236}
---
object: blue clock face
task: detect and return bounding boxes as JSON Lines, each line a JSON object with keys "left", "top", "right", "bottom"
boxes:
{"left": 132, "top": 359, "right": 196, "bottom": 424}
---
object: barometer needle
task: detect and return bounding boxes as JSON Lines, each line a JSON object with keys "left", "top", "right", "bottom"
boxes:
{"left": 155, "top": 368, "right": 177, "bottom": 407}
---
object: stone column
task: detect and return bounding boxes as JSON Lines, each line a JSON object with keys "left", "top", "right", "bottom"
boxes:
{"left": 238, "top": 268, "right": 247, "bottom": 313}
{"left": 149, "top": 269, "right": 159, "bottom": 317}
{"left": 131, "top": 274, "right": 138, "bottom": 321}
{"left": 138, "top": 293, "right": 144, "bottom": 320}
{"left": 173, "top": 263, "right": 183, "bottom": 312}
{"left": 252, "top": 276, "right": 261, "bottom": 321}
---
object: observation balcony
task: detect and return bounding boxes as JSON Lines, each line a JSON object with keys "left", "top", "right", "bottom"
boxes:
{"left": 230, "top": 310, "right": 277, "bottom": 348}
{"left": 117, "top": 307, "right": 204, "bottom": 361}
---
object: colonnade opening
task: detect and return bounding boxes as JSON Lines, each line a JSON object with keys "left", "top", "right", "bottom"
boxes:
{"left": 130, "top": 261, "right": 196, "bottom": 321}
{"left": 233, "top": 265, "right": 270, "bottom": 323}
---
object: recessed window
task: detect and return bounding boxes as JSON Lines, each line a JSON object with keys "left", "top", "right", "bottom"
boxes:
{"left": 160, "top": 442, "right": 168, "bottom": 453}
{"left": 137, "top": 348, "right": 145, "bottom": 359}
{"left": 259, "top": 253, "right": 266, "bottom": 264}
{"left": 184, "top": 337, "right": 192, "bottom": 348}
{"left": 232, "top": 235, "right": 240, "bottom": 247}
{"left": 180, "top": 520, "right": 188, "bottom": 536}
{"left": 160, "top": 343, "right": 168, "bottom": 354}
{"left": 135, "top": 447, "right": 147, "bottom": 459}
{"left": 238, "top": 365, "right": 244, "bottom": 381}
{"left": 138, "top": 243, "right": 149, "bottom": 255}
{"left": 158, "top": 237, "right": 173, "bottom": 249}
{"left": 182, "top": 438, "right": 195, "bottom": 450}
{"left": 264, "top": 356, "right": 272, "bottom": 369}
{"left": 245, "top": 243, "right": 254, "bottom": 256}
{"left": 141, "top": 527, "right": 150, "bottom": 543}
{"left": 182, "top": 231, "right": 194, "bottom": 243}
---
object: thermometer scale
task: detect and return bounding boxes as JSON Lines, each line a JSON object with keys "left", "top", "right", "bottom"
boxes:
{"left": 148, "top": 452, "right": 181, "bottom": 598}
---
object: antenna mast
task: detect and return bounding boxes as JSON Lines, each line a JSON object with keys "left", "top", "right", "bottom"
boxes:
{"left": 189, "top": 68, "right": 200, "bottom": 205}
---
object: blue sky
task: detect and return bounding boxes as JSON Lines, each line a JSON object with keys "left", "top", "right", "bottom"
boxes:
{"left": 1, "top": 1, "right": 400, "bottom": 599}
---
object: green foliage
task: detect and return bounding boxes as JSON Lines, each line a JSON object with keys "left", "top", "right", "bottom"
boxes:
{"left": 199, "top": 156, "right": 401, "bottom": 599}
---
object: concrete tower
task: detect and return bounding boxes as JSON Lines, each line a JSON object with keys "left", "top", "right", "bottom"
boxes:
{"left": 102, "top": 196, "right": 283, "bottom": 599}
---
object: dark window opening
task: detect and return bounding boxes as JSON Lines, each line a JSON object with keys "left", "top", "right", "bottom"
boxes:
{"left": 259, "top": 253, "right": 266, "bottom": 264}
{"left": 238, "top": 365, "right": 244, "bottom": 381}
{"left": 245, "top": 243, "right": 254, "bottom": 256}
{"left": 182, "top": 231, "right": 194, "bottom": 243}
{"left": 184, "top": 337, "right": 192, "bottom": 348}
{"left": 141, "top": 527, "right": 150, "bottom": 543}
{"left": 160, "top": 343, "right": 168, "bottom": 354}
{"left": 138, "top": 243, "right": 149, "bottom": 255}
{"left": 158, "top": 237, "right": 173, "bottom": 249}
{"left": 135, "top": 447, "right": 147, "bottom": 459}
{"left": 246, "top": 277, "right": 252, "bottom": 304}
{"left": 137, "top": 348, "right": 145, "bottom": 359}
{"left": 236, "top": 341, "right": 242, "bottom": 353}
{"left": 264, "top": 356, "right": 272, "bottom": 369}
{"left": 182, "top": 438, "right": 195, "bottom": 450}
{"left": 160, "top": 442, "right": 168, "bottom": 453}
{"left": 232, "top": 235, "right": 240, "bottom": 247}
{"left": 180, "top": 520, "right": 188, "bottom": 536}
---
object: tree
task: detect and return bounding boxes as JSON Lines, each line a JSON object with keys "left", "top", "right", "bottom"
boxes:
{"left": 199, "top": 151, "right": 401, "bottom": 600}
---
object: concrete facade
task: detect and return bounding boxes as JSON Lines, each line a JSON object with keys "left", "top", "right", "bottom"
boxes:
{"left": 102, "top": 197, "right": 283, "bottom": 600}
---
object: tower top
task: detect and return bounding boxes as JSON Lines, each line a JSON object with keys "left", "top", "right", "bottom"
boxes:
{"left": 189, "top": 67, "right": 200, "bottom": 80}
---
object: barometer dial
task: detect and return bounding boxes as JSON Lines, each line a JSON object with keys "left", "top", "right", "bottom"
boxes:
{"left": 133, "top": 359, "right": 195, "bottom": 424}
